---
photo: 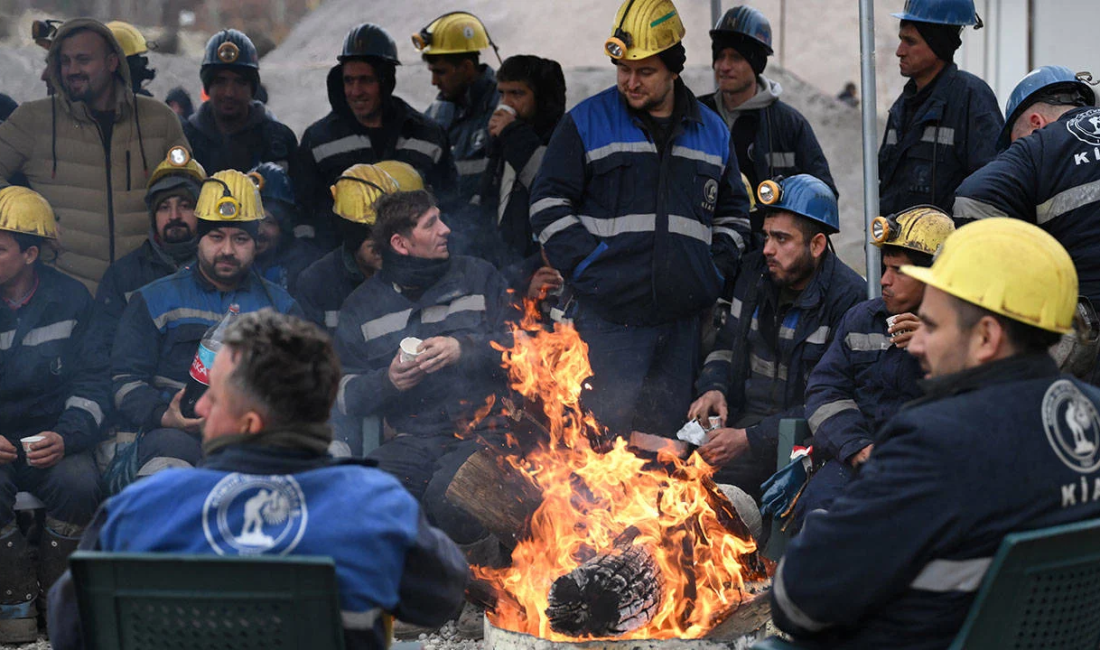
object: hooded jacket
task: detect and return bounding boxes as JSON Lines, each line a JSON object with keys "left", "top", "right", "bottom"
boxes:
{"left": 182, "top": 100, "right": 297, "bottom": 176}
{"left": 0, "top": 19, "right": 189, "bottom": 293}
{"left": 295, "top": 65, "right": 457, "bottom": 248}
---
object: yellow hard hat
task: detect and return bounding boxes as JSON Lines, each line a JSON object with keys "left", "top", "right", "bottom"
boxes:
{"left": 0, "top": 187, "right": 59, "bottom": 239}
{"left": 902, "top": 218, "right": 1077, "bottom": 334}
{"left": 412, "top": 12, "right": 490, "bottom": 55}
{"left": 605, "top": 0, "right": 686, "bottom": 61}
{"left": 194, "top": 170, "right": 264, "bottom": 223}
{"left": 330, "top": 164, "right": 400, "bottom": 225}
{"left": 375, "top": 160, "right": 425, "bottom": 191}
{"left": 870, "top": 205, "right": 955, "bottom": 257}
{"left": 148, "top": 146, "right": 206, "bottom": 189}
{"left": 741, "top": 173, "right": 756, "bottom": 211}
{"left": 106, "top": 20, "right": 149, "bottom": 57}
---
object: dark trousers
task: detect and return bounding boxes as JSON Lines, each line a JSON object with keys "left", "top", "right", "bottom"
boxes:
{"left": 136, "top": 428, "right": 203, "bottom": 476}
{"left": 0, "top": 452, "right": 101, "bottom": 527}
{"left": 573, "top": 308, "right": 700, "bottom": 438}
{"left": 792, "top": 460, "right": 855, "bottom": 529}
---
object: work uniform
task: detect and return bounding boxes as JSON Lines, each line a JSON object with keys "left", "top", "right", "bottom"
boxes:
{"left": 182, "top": 101, "right": 298, "bottom": 175}
{"left": 954, "top": 106, "right": 1100, "bottom": 307}
{"left": 701, "top": 75, "right": 836, "bottom": 195}
{"left": 47, "top": 441, "right": 468, "bottom": 650}
{"left": 334, "top": 255, "right": 510, "bottom": 542}
{"left": 773, "top": 355, "right": 1100, "bottom": 649}
{"left": 878, "top": 63, "right": 1002, "bottom": 216}
{"left": 796, "top": 297, "right": 925, "bottom": 520}
{"left": 696, "top": 251, "right": 863, "bottom": 500}
{"left": 110, "top": 267, "right": 299, "bottom": 479}
{"left": 294, "top": 248, "right": 365, "bottom": 335}
{"left": 254, "top": 237, "right": 323, "bottom": 292}
{"left": 530, "top": 81, "right": 752, "bottom": 437}
{"left": 426, "top": 65, "right": 499, "bottom": 211}
{"left": 296, "top": 69, "right": 456, "bottom": 247}
{"left": 0, "top": 265, "right": 107, "bottom": 529}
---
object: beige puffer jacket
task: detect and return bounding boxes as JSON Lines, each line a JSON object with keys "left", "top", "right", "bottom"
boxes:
{"left": 0, "top": 19, "right": 188, "bottom": 293}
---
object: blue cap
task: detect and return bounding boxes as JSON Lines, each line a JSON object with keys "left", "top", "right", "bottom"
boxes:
{"left": 999, "top": 66, "right": 1096, "bottom": 150}
{"left": 710, "top": 6, "right": 773, "bottom": 54}
{"left": 892, "top": 0, "right": 978, "bottom": 26}
{"left": 249, "top": 162, "right": 295, "bottom": 206}
{"left": 759, "top": 175, "right": 839, "bottom": 234}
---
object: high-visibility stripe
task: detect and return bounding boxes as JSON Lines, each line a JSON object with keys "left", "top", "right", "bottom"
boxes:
{"left": 0, "top": 330, "right": 14, "bottom": 350}
{"left": 766, "top": 151, "right": 796, "bottom": 167}
{"left": 324, "top": 310, "right": 340, "bottom": 329}
{"left": 137, "top": 457, "right": 192, "bottom": 476}
{"left": 774, "top": 558, "right": 830, "bottom": 632}
{"left": 342, "top": 608, "right": 383, "bottom": 630}
{"left": 578, "top": 213, "right": 655, "bottom": 237}
{"left": 750, "top": 354, "right": 787, "bottom": 381}
{"left": 153, "top": 308, "right": 221, "bottom": 330}
{"left": 456, "top": 158, "right": 489, "bottom": 176}
{"left": 23, "top": 320, "right": 76, "bottom": 346}
{"left": 808, "top": 399, "right": 859, "bottom": 433}
{"left": 714, "top": 227, "right": 746, "bottom": 251}
{"left": 1036, "top": 179, "right": 1100, "bottom": 225}
{"left": 780, "top": 325, "right": 796, "bottom": 340}
{"left": 730, "top": 298, "right": 743, "bottom": 318}
{"left": 519, "top": 146, "right": 547, "bottom": 189}
{"left": 910, "top": 557, "right": 991, "bottom": 593}
{"left": 396, "top": 137, "right": 442, "bottom": 163}
{"left": 422, "top": 294, "right": 486, "bottom": 324}
{"left": 312, "top": 135, "right": 371, "bottom": 163}
{"left": 669, "top": 215, "right": 712, "bottom": 244}
{"left": 921, "top": 126, "right": 955, "bottom": 145}
{"left": 337, "top": 374, "right": 356, "bottom": 415}
{"left": 294, "top": 224, "right": 316, "bottom": 239}
{"left": 531, "top": 197, "right": 570, "bottom": 218}
{"left": 114, "top": 380, "right": 146, "bottom": 408}
{"left": 671, "top": 145, "right": 723, "bottom": 167}
{"left": 153, "top": 375, "right": 185, "bottom": 390}
{"left": 65, "top": 396, "right": 104, "bottom": 426}
{"left": 885, "top": 129, "right": 898, "bottom": 146}
{"left": 538, "top": 215, "right": 581, "bottom": 244}
{"left": 952, "top": 196, "right": 1008, "bottom": 221}
{"left": 361, "top": 309, "right": 412, "bottom": 341}
{"left": 705, "top": 349, "right": 733, "bottom": 365}
{"left": 806, "top": 325, "right": 831, "bottom": 345}
{"left": 846, "top": 332, "right": 891, "bottom": 351}
{"left": 586, "top": 140, "right": 656, "bottom": 163}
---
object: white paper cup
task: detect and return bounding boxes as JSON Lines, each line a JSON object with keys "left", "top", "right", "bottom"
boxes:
{"left": 886, "top": 314, "right": 899, "bottom": 338}
{"left": 21, "top": 435, "right": 45, "bottom": 453}
{"left": 495, "top": 103, "right": 516, "bottom": 116}
{"left": 399, "top": 337, "right": 423, "bottom": 364}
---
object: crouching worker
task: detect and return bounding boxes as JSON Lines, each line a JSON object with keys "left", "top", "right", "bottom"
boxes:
{"left": 48, "top": 310, "right": 468, "bottom": 649}
{"left": 0, "top": 188, "right": 108, "bottom": 642}
{"left": 334, "top": 189, "right": 512, "bottom": 558}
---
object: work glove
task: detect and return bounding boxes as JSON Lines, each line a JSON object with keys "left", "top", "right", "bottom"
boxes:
{"left": 760, "top": 447, "right": 813, "bottom": 522}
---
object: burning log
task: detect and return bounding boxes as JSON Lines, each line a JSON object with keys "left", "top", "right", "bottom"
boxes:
{"left": 445, "top": 447, "right": 543, "bottom": 549}
{"left": 545, "top": 527, "right": 663, "bottom": 638}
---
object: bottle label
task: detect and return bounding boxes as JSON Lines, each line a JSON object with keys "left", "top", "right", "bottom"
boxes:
{"left": 189, "top": 343, "right": 217, "bottom": 386}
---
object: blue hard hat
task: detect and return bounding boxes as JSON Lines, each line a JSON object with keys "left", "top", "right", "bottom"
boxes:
{"left": 892, "top": 0, "right": 978, "bottom": 26}
{"left": 999, "top": 66, "right": 1096, "bottom": 150}
{"left": 248, "top": 162, "right": 295, "bottom": 206}
{"left": 710, "top": 6, "right": 773, "bottom": 54}
{"left": 757, "top": 175, "right": 839, "bottom": 234}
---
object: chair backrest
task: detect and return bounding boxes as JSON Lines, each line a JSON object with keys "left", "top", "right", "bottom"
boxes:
{"left": 763, "top": 418, "right": 810, "bottom": 560}
{"left": 948, "top": 517, "right": 1100, "bottom": 650}
{"left": 70, "top": 551, "right": 346, "bottom": 650}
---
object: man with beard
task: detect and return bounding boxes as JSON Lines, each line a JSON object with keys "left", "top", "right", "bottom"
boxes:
{"left": 701, "top": 6, "right": 835, "bottom": 195}
{"left": 183, "top": 30, "right": 297, "bottom": 175}
{"left": 109, "top": 170, "right": 300, "bottom": 489}
{"left": 688, "top": 175, "right": 863, "bottom": 502}
{"left": 296, "top": 23, "right": 456, "bottom": 250}
{"left": 248, "top": 162, "right": 321, "bottom": 291}
{"left": 0, "top": 19, "right": 187, "bottom": 292}
{"left": 531, "top": 0, "right": 752, "bottom": 439}
{"left": 790, "top": 206, "right": 955, "bottom": 527}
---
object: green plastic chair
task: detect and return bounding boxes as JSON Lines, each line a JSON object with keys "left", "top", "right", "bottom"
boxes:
{"left": 753, "top": 517, "right": 1100, "bottom": 649}
{"left": 70, "top": 551, "right": 346, "bottom": 650}
{"left": 763, "top": 418, "right": 810, "bottom": 561}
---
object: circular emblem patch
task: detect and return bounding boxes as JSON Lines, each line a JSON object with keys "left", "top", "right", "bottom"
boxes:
{"left": 202, "top": 473, "right": 308, "bottom": 556}
{"left": 216, "top": 41, "right": 240, "bottom": 64}
{"left": 704, "top": 178, "right": 719, "bottom": 205}
{"left": 1066, "top": 108, "right": 1100, "bottom": 147}
{"left": 463, "top": 25, "right": 475, "bottom": 40}
{"left": 1042, "top": 379, "right": 1100, "bottom": 474}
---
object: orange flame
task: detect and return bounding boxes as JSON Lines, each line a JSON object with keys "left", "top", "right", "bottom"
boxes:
{"left": 477, "top": 302, "right": 757, "bottom": 640}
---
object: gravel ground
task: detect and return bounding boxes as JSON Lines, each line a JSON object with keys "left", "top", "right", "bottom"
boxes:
{"left": 0, "top": 633, "right": 48, "bottom": 650}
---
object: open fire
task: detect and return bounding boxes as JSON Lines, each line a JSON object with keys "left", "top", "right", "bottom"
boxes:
{"left": 469, "top": 302, "right": 760, "bottom": 641}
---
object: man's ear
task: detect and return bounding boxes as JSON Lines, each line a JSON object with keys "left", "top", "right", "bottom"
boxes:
{"left": 970, "top": 315, "right": 1008, "bottom": 364}
{"left": 22, "top": 245, "right": 39, "bottom": 267}
{"left": 810, "top": 232, "right": 828, "bottom": 259}
{"left": 106, "top": 51, "right": 119, "bottom": 75}
{"left": 241, "top": 410, "right": 265, "bottom": 435}
{"left": 390, "top": 233, "right": 409, "bottom": 255}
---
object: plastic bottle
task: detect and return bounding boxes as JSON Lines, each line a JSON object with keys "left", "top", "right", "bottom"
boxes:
{"left": 180, "top": 304, "right": 240, "bottom": 418}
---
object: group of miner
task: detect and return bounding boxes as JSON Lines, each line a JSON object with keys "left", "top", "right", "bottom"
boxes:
{"left": 0, "top": 0, "right": 1098, "bottom": 647}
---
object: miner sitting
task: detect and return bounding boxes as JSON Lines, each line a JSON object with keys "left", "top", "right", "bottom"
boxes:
{"left": 334, "top": 189, "right": 511, "bottom": 555}
{"left": 0, "top": 188, "right": 108, "bottom": 642}
{"left": 794, "top": 206, "right": 954, "bottom": 526}
{"left": 687, "top": 175, "right": 863, "bottom": 502}
{"left": 109, "top": 170, "right": 299, "bottom": 491}
{"left": 772, "top": 219, "right": 1100, "bottom": 648}
{"left": 49, "top": 310, "right": 468, "bottom": 650}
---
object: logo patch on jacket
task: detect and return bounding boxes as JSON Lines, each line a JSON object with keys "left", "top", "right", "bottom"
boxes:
{"left": 1067, "top": 108, "right": 1100, "bottom": 147}
{"left": 702, "top": 178, "right": 718, "bottom": 211}
{"left": 1043, "top": 379, "right": 1100, "bottom": 474}
{"left": 203, "top": 473, "right": 308, "bottom": 555}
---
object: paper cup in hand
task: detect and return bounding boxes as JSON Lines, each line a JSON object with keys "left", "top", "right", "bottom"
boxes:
{"left": 495, "top": 103, "right": 516, "bottom": 116}
{"left": 21, "top": 435, "right": 45, "bottom": 454}
{"left": 399, "top": 337, "right": 424, "bottom": 364}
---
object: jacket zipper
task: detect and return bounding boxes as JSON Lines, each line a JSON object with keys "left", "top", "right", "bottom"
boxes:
{"left": 93, "top": 118, "right": 116, "bottom": 263}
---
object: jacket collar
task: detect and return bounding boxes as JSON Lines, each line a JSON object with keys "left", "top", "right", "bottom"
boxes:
{"left": 189, "top": 264, "right": 259, "bottom": 294}
{"left": 189, "top": 100, "right": 267, "bottom": 138}
{"left": 200, "top": 441, "right": 378, "bottom": 474}
{"left": 912, "top": 353, "right": 1060, "bottom": 406}
{"left": 760, "top": 248, "right": 838, "bottom": 312}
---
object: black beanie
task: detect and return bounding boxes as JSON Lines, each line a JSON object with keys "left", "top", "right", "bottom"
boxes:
{"left": 656, "top": 42, "right": 687, "bottom": 75}
{"left": 197, "top": 219, "right": 260, "bottom": 240}
{"left": 711, "top": 34, "right": 768, "bottom": 75}
{"left": 906, "top": 20, "right": 962, "bottom": 63}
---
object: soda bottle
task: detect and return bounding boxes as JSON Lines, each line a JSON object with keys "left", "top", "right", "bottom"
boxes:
{"left": 180, "top": 304, "right": 240, "bottom": 418}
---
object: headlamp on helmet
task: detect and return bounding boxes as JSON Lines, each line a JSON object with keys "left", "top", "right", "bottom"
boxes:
{"left": 167, "top": 146, "right": 191, "bottom": 167}
{"left": 605, "top": 0, "right": 638, "bottom": 59}
{"left": 757, "top": 179, "right": 782, "bottom": 206}
{"left": 207, "top": 178, "right": 241, "bottom": 220}
{"left": 247, "top": 171, "right": 265, "bottom": 192}
{"left": 871, "top": 215, "right": 895, "bottom": 245}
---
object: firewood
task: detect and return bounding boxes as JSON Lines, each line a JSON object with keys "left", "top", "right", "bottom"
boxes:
{"left": 445, "top": 447, "right": 543, "bottom": 549}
